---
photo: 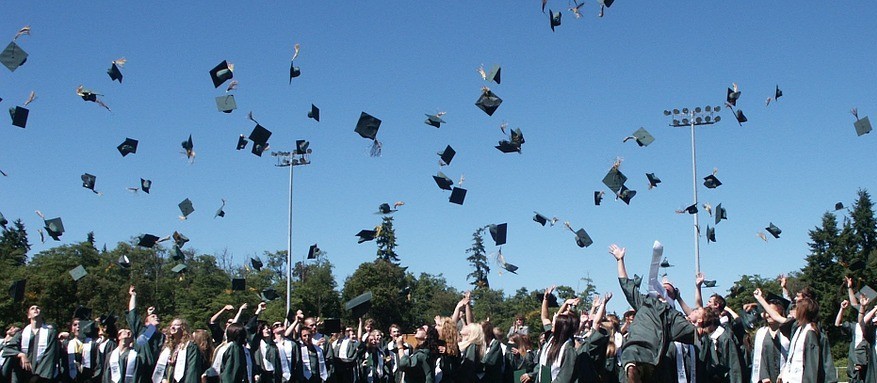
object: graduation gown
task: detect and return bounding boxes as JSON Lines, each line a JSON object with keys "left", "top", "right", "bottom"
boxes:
{"left": 386, "top": 342, "right": 409, "bottom": 383}
{"left": 842, "top": 321, "right": 868, "bottom": 383}
{"left": 457, "top": 344, "right": 482, "bottom": 382}
{"left": 708, "top": 326, "right": 744, "bottom": 383}
{"left": 575, "top": 329, "right": 609, "bottom": 383}
{"left": 103, "top": 347, "right": 139, "bottom": 383}
{"left": 358, "top": 346, "right": 390, "bottom": 383}
{"left": 220, "top": 342, "right": 252, "bottom": 383}
{"left": 398, "top": 348, "right": 436, "bottom": 383}
{"left": 125, "top": 309, "right": 162, "bottom": 383}
{"left": 255, "top": 338, "right": 283, "bottom": 383}
{"left": 532, "top": 338, "right": 577, "bottom": 383}
{"left": 507, "top": 349, "right": 536, "bottom": 382}
{"left": 481, "top": 339, "right": 504, "bottom": 383}
{"left": 168, "top": 342, "right": 204, "bottom": 383}
{"left": 1, "top": 323, "right": 62, "bottom": 382}
{"left": 750, "top": 327, "right": 788, "bottom": 383}
{"left": 779, "top": 324, "right": 834, "bottom": 383}
{"left": 296, "top": 341, "right": 327, "bottom": 383}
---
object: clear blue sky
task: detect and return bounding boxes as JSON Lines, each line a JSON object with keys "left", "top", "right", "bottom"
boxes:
{"left": 2, "top": 2, "right": 876, "bottom": 314}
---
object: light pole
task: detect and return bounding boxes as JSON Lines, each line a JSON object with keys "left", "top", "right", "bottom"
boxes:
{"left": 272, "top": 140, "right": 312, "bottom": 317}
{"left": 663, "top": 106, "right": 721, "bottom": 274}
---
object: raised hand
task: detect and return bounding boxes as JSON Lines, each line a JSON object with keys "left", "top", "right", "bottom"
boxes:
{"left": 608, "top": 244, "right": 625, "bottom": 260}
{"left": 695, "top": 273, "right": 705, "bottom": 287}
{"left": 841, "top": 300, "right": 850, "bottom": 309}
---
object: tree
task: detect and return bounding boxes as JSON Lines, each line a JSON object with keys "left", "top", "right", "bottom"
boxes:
{"left": 289, "top": 256, "right": 342, "bottom": 320}
{"left": 0, "top": 219, "right": 30, "bottom": 268}
{"left": 466, "top": 227, "right": 490, "bottom": 289}
{"left": 376, "top": 216, "right": 400, "bottom": 264}
{"left": 342, "top": 260, "right": 410, "bottom": 330}
{"left": 404, "top": 273, "right": 460, "bottom": 327}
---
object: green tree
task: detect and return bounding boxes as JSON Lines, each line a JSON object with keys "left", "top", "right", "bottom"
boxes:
{"left": 405, "top": 273, "right": 460, "bottom": 327}
{"left": 470, "top": 288, "right": 506, "bottom": 324}
{"left": 341, "top": 260, "right": 409, "bottom": 330}
{"left": 0, "top": 219, "right": 30, "bottom": 328}
{"left": 289, "top": 256, "right": 342, "bottom": 320}
{"left": 376, "top": 216, "right": 400, "bottom": 264}
{"left": 466, "top": 227, "right": 490, "bottom": 289}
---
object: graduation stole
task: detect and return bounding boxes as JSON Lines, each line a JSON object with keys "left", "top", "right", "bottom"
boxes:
{"left": 365, "top": 348, "right": 384, "bottom": 380}
{"left": 337, "top": 338, "right": 355, "bottom": 362}
{"left": 673, "top": 342, "right": 695, "bottom": 383}
{"left": 243, "top": 346, "right": 254, "bottom": 383}
{"left": 109, "top": 348, "right": 137, "bottom": 383}
{"left": 781, "top": 323, "right": 814, "bottom": 383}
{"left": 751, "top": 326, "right": 790, "bottom": 383}
{"left": 537, "top": 338, "right": 572, "bottom": 382}
{"left": 388, "top": 341, "right": 408, "bottom": 373}
{"left": 82, "top": 338, "right": 94, "bottom": 369}
{"left": 206, "top": 342, "right": 229, "bottom": 377}
{"left": 21, "top": 324, "right": 49, "bottom": 364}
{"left": 152, "top": 348, "right": 171, "bottom": 383}
{"left": 260, "top": 339, "right": 275, "bottom": 372}
{"left": 277, "top": 338, "right": 294, "bottom": 381}
{"left": 300, "top": 343, "right": 328, "bottom": 380}
{"left": 67, "top": 337, "right": 84, "bottom": 378}
{"left": 709, "top": 325, "right": 725, "bottom": 352}
{"left": 136, "top": 324, "right": 157, "bottom": 346}
{"left": 172, "top": 341, "right": 189, "bottom": 382}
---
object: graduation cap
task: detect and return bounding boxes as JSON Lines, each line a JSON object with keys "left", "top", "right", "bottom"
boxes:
{"left": 9, "top": 279, "right": 25, "bottom": 303}
{"left": 702, "top": 280, "right": 717, "bottom": 288}
{"left": 678, "top": 204, "right": 698, "bottom": 214}
{"left": 598, "top": 0, "right": 614, "bottom": 16}
{"left": 549, "top": 9, "right": 562, "bottom": 31}
{"left": 854, "top": 116, "right": 872, "bottom": 137}
{"left": 475, "top": 88, "right": 503, "bottom": 116}
{"left": 660, "top": 258, "right": 673, "bottom": 268}
{"left": 178, "top": 198, "right": 194, "bottom": 219}
{"left": 479, "top": 64, "right": 501, "bottom": 84}
{"left": 209, "top": 60, "right": 234, "bottom": 88}
{"left": 0, "top": 211, "right": 6, "bottom": 228}
{"left": 496, "top": 128, "right": 525, "bottom": 153}
{"left": 173, "top": 231, "right": 189, "bottom": 248}
{"left": 44, "top": 217, "right": 64, "bottom": 241}
{"left": 449, "top": 187, "right": 467, "bottom": 205}
{"left": 9, "top": 106, "right": 28, "bottom": 128}
{"left": 260, "top": 288, "right": 280, "bottom": 302}
{"left": 231, "top": 278, "right": 246, "bottom": 291}
{"left": 215, "top": 95, "right": 237, "bottom": 113}
{"left": 69, "top": 265, "right": 88, "bottom": 281}
{"left": 236, "top": 135, "right": 248, "bottom": 150}
{"left": 308, "top": 104, "right": 320, "bottom": 122}
{"left": 774, "top": 85, "right": 783, "bottom": 100}
{"left": 765, "top": 292, "right": 791, "bottom": 310}
{"left": 308, "top": 244, "right": 321, "bottom": 259}
{"left": 433, "top": 172, "right": 454, "bottom": 190}
{"left": 138, "top": 234, "right": 160, "bottom": 248}
{"left": 703, "top": 174, "right": 722, "bottom": 189}
{"left": 81, "top": 173, "right": 98, "bottom": 193}
{"left": 376, "top": 203, "right": 392, "bottom": 215}
{"left": 438, "top": 145, "right": 455, "bottom": 166}
{"left": 706, "top": 226, "right": 716, "bottom": 242}
{"left": 714, "top": 203, "right": 727, "bottom": 225}
{"left": 73, "top": 305, "right": 93, "bottom": 320}
{"left": 646, "top": 173, "right": 661, "bottom": 189}
{"left": 117, "top": 138, "right": 138, "bottom": 157}
{"left": 618, "top": 186, "right": 636, "bottom": 205}
{"left": 765, "top": 223, "right": 782, "bottom": 239}
{"left": 626, "top": 128, "right": 655, "bottom": 147}
{"left": 118, "top": 255, "right": 131, "bottom": 268}
{"left": 573, "top": 228, "right": 593, "bottom": 248}
{"left": 171, "top": 264, "right": 187, "bottom": 274}
{"left": 181, "top": 135, "right": 195, "bottom": 159}
{"left": 322, "top": 318, "right": 342, "bottom": 334}
{"left": 835, "top": 202, "right": 845, "bottom": 211}
{"left": 346, "top": 291, "right": 373, "bottom": 318}
{"left": 141, "top": 178, "right": 152, "bottom": 194}
{"left": 594, "top": 191, "right": 604, "bottom": 206}
{"left": 489, "top": 223, "right": 508, "bottom": 246}
{"left": 726, "top": 85, "right": 741, "bottom": 107}
{"left": 250, "top": 257, "right": 263, "bottom": 271}
{"left": 215, "top": 199, "right": 227, "bottom": 218}
{"left": 533, "top": 212, "right": 550, "bottom": 226}
{"left": 501, "top": 262, "right": 519, "bottom": 274}
{"left": 107, "top": 60, "right": 124, "bottom": 83}
{"left": 845, "top": 259, "right": 865, "bottom": 272}
{"left": 249, "top": 124, "right": 272, "bottom": 148}
{"left": 734, "top": 109, "right": 747, "bottom": 125}
{"left": 289, "top": 45, "right": 302, "bottom": 82}
{"left": 356, "top": 230, "right": 377, "bottom": 243}
{"left": 425, "top": 113, "right": 446, "bottom": 128}
{"left": 602, "top": 167, "right": 627, "bottom": 195}
{"left": 0, "top": 41, "right": 27, "bottom": 72}
{"left": 172, "top": 245, "right": 185, "bottom": 260}
{"left": 355, "top": 112, "right": 382, "bottom": 156}
{"left": 729, "top": 284, "right": 745, "bottom": 298}
{"left": 859, "top": 285, "right": 877, "bottom": 302}
{"left": 535, "top": 291, "right": 559, "bottom": 307}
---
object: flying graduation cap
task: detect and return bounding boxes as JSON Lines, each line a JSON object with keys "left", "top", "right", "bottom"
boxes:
{"left": 564, "top": 221, "right": 593, "bottom": 248}
{"left": 137, "top": 234, "right": 160, "bottom": 248}
{"left": 36, "top": 211, "right": 64, "bottom": 241}
{"left": 646, "top": 173, "right": 661, "bottom": 189}
{"left": 181, "top": 135, "right": 195, "bottom": 160}
{"left": 706, "top": 226, "right": 716, "bottom": 242}
{"left": 215, "top": 199, "right": 227, "bottom": 218}
{"left": 475, "top": 87, "right": 503, "bottom": 116}
{"left": 624, "top": 128, "right": 655, "bottom": 147}
{"left": 766, "top": 223, "right": 782, "bottom": 239}
{"left": 489, "top": 223, "right": 508, "bottom": 246}
{"left": 356, "top": 229, "right": 377, "bottom": 243}
{"left": 81, "top": 173, "right": 100, "bottom": 194}
{"left": 141, "top": 178, "right": 152, "bottom": 194}
{"left": 438, "top": 145, "right": 455, "bottom": 166}
{"left": 215, "top": 95, "right": 237, "bottom": 113}
{"left": 549, "top": 10, "right": 562, "bottom": 31}
{"left": 660, "top": 258, "right": 674, "bottom": 268}
{"left": 69, "top": 265, "right": 88, "bottom": 282}
{"left": 107, "top": 58, "right": 125, "bottom": 83}
{"left": 346, "top": 291, "right": 373, "bottom": 318}
{"left": 236, "top": 135, "right": 248, "bottom": 150}
{"left": 852, "top": 108, "right": 872, "bottom": 136}
{"left": 248, "top": 120, "right": 272, "bottom": 157}
{"left": 703, "top": 173, "right": 722, "bottom": 189}
{"left": 1, "top": 26, "right": 30, "bottom": 72}
{"left": 433, "top": 172, "right": 454, "bottom": 191}
{"left": 178, "top": 198, "right": 194, "bottom": 220}
{"left": 76, "top": 85, "right": 111, "bottom": 111}
{"left": 308, "top": 104, "right": 320, "bottom": 122}
{"left": 726, "top": 83, "right": 741, "bottom": 107}
{"left": 495, "top": 248, "right": 518, "bottom": 275}
{"left": 496, "top": 127, "right": 525, "bottom": 153}
{"left": 289, "top": 44, "right": 301, "bottom": 83}
{"left": 714, "top": 203, "right": 727, "bottom": 225}
{"left": 676, "top": 204, "right": 697, "bottom": 214}
{"left": 308, "top": 244, "right": 321, "bottom": 259}
{"left": 734, "top": 109, "right": 747, "bottom": 125}
{"left": 425, "top": 112, "right": 446, "bottom": 128}
{"left": 209, "top": 60, "right": 234, "bottom": 88}
{"left": 594, "top": 191, "right": 604, "bottom": 206}
{"left": 250, "top": 257, "right": 263, "bottom": 271}
{"left": 9, "top": 91, "right": 36, "bottom": 128}
{"left": 355, "top": 112, "right": 382, "bottom": 157}
{"left": 478, "top": 64, "right": 501, "bottom": 85}
{"left": 533, "top": 212, "right": 556, "bottom": 227}
{"left": 449, "top": 187, "right": 467, "bottom": 205}
{"left": 118, "top": 138, "right": 138, "bottom": 157}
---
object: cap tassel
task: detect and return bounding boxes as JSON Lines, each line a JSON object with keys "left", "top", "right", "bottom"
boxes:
{"left": 852, "top": 108, "right": 860, "bottom": 121}
{"left": 703, "top": 203, "right": 713, "bottom": 216}
{"left": 113, "top": 58, "right": 127, "bottom": 68}
{"left": 570, "top": 1, "right": 584, "bottom": 18}
{"left": 38, "top": 229, "right": 45, "bottom": 243}
{"left": 23, "top": 91, "right": 37, "bottom": 107}
{"left": 247, "top": 111, "right": 259, "bottom": 125}
{"left": 14, "top": 25, "right": 31, "bottom": 41}
{"left": 291, "top": 43, "right": 301, "bottom": 62}
{"left": 226, "top": 80, "right": 238, "bottom": 92}
{"left": 369, "top": 140, "right": 382, "bottom": 157}
{"left": 765, "top": 97, "right": 772, "bottom": 107}
{"left": 477, "top": 64, "right": 487, "bottom": 81}
{"left": 757, "top": 232, "right": 768, "bottom": 242}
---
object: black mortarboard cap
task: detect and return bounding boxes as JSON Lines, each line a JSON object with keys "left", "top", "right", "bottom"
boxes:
{"left": 355, "top": 112, "right": 381, "bottom": 140}
{"left": 308, "top": 104, "right": 320, "bottom": 122}
{"left": 236, "top": 135, "right": 248, "bottom": 150}
{"left": 250, "top": 257, "right": 263, "bottom": 271}
{"left": 215, "top": 95, "right": 237, "bottom": 113}
{"left": 533, "top": 212, "right": 548, "bottom": 226}
{"left": 855, "top": 116, "right": 872, "bottom": 137}
{"left": 535, "top": 291, "right": 559, "bottom": 308}
{"left": 631, "top": 128, "right": 655, "bottom": 147}
{"left": 173, "top": 231, "right": 189, "bottom": 248}
{"left": 475, "top": 89, "right": 503, "bottom": 116}
{"left": 118, "top": 255, "right": 131, "bottom": 268}
{"left": 249, "top": 124, "right": 272, "bottom": 145}
{"left": 502, "top": 262, "right": 518, "bottom": 274}
{"left": 346, "top": 291, "right": 373, "bottom": 318}
{"left": 646, "top": 173, "right": 661, "bottom": 188}
{"left": 117, "top": 138, "right": 138, "bottom": 157}
{"left": 682, "top": 204, "right": 698, "bottom": 214}
{"left": 172, "top": 245, "right": 184, "bottom": 260}
{"left": 0, "top": 41, "right": 28, "bottom": 72}
{"left": 433, "top": 172, "right": 453, "bottom": 190}
{"left": 775, "top": 85, "right": 783, "bottom": 100}
{"left": 44, "top": 217, "right": 64, "bottom": 240}
{"left": 706, "top": 226, "right": 716, "bottom": 242}
{"left": 179, "top": 198, "right": 194, "bottom": 218}
{"left": 835, "top": 202, "right": 845, "bottom": 211}
{"left": 377, "top": 203, "right": 392, "bottom": 215}
{"left": 726, "top": 87, "right": 741, "bottom": 106}
{"left": 594, "top": 191, "right": 604, "bottom": 206}
{"left": 618, "top": 186, "right": 636, "bottom": 205}
{"left": 0, "top": 212, "right": 6, "bottom": 228}
{"left": 69, "top": 265, "right": 88, "bottom": 281}
{"left": 766, "top": 223, "right": 782, "bottom": 239}
{"left": 660, "top": 258, "right": 673, "bottom": 268}
{"left": 100, "top": 314, "right": 118, "bottom": 327}
{"left": 703, "top": 174, "right": 722, "bottom": 189}
{"left": 356, "top": 230, "right": 377, "bottom": 243}
{"left": 289, "top": 62, "right": 301, "bottom": 80}
{"left": 138, "top": 234, "right": 159, "bottom": 248}
{"left": 574, "top": 228, "right": 593, "bottom": 248}
{"left": 496, "top": 140, "right": 522, "bottom": 153}
{"left": 294, "top": 140, "right": 310, "bottom": 156}
{"left": 322, "top": 318, "right": 342, "bottom": 334}
{"left": 602, "top": 168, "right": 627, "bottom": 194}
{"left": 107, "top": 62, "right": 123, "bottom": 83}
{"left": 80, "top": 320, "right": 97, "bottom": 339}
{"left": 715, "top": 203, "right": 727, "bottom": 225}
{"left": 439, "top": 145, "right": 455, "bottom": 166}
{"left": 308, "top": 244, "right": 320, "bottom": 259}
{"left": 702, "top": 280, "right": 717, "bottom": 288}
{"left": 489, "top": 223, "right": 508, "bottom": 246}
{"left": 734, "top": 109, "right": 747, "bottom": 125}
{"left": 73, "top": 305, "right": 93, "bottom": 320}
{"left": 9, "top": 106, "right": 28, "bottom": 128}
{"left": 9, "top": 279, "right": 25, "bottom": 303}
{"left": 449, "top": 187, "right": 467, "bottom": 205}
{"left": 141, "top": 178, "right": 151, "bottom": 194}
{"left": 181, "top": 134, "right": 194, "bottom": 154}
{"left": 251, "top": 142, "right": 266, "bottom": 157}
{"left": 231, "top": 278, "right": 246, "bottom": 291}
{"left": 765, "top": 292, "right": 791, "bottom": 310}
{"left": 81, "top": 173, "right": 97, "bottom": 191}
{"left": 171, "top": 263, "right": 187, "bottom": 274}
{"left": 847, "top": 259, "right": 865, "bottom": 272}
{"left": 209, "top": 60, "right": 233, "bottom": 88}
{"left": 486, "top": 65, "right": 501, "bottom": 84}
{"left": 425, "top": 113, "right": 445, "bottom": 128}
{"left": 549, "top": 10, "right": 562, "bottom": 31}
{"left": 260, "top": 288, "right": 280, "bottom": 302}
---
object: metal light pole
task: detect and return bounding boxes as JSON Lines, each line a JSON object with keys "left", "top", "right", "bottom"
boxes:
{"left": 272, "top": 140, "right": 312, "bottom": 316}
{"left": 664, "top": 107, "right": 721, "bottom": 274}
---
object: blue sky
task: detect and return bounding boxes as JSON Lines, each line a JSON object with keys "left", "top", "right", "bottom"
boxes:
{"left": 2, "top": 2, "right": 876, "bottom": 314}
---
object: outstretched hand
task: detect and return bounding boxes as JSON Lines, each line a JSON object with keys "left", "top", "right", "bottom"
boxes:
{"left": 608, "top": 244, "right": 625, "bottom": 261}
{"left": 695, "top": 273, "right": 705, "bottom": 287}
{"left": 841, "top": 300, "right": 850, "bottom": 309}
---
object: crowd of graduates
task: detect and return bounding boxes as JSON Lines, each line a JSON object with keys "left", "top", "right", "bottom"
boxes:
{"left": 1, "top": 242, "right": 876, "bottom": 383}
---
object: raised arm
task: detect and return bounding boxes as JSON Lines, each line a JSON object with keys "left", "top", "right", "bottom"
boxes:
{"left": 233, "top": 303, "right": 247, "bottom": 324}
{"left": 451, "top": 293, "right": 470, "bottom": 326}
{"left": 694, "top": 273, "right": 704, "bottom": 309}
{"left": 592, "top": 292, "right": 611, "bottom": 326}
{"left": 835, "top": 300, "right": 849, "bottom": 327}
{"left": 357, "top": 317, "right": 363, "bottom": 341}
{"left": 846, "top": 276, "right": 860, "bottom": 308}
{"left": 286, "top": 309, "right": 302, "bottom": 338}
{"left": 754, "top": 288, "right": 788, "bottom": 324}
{"left": 211, "top": 305, "right": 234, "bottom": 324}
{"left": 464, "top": 291, "right": 474, "bottom": 325}
{"left": 676, "top": 286, "right": 693, "bottom": 316}
{"left": 128, "top": 285, "right": 137, "bottom": 312}
{"left": 609, "top": 244, "right": 627, "bottom": 279}
{"left": 541, "top": 285, "right": 555, "bottom": 327}
{"left": 780, "top": 275, "right": 791, "bottom": 301}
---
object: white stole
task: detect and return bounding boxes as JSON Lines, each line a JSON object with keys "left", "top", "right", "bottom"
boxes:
{"left": 709, "top": 325, "right": 725, "bottom": 352}
{"left": 277, "top": 339, "right": 293, "bottom": 381}
{"left": 338, "top": 338, "right": 353, "bottom": 362}
{"left": 67, "top": 337, "right": 83, "bottom": 378}
{"left": 206, "top": 342, "right": 229, "bottom": 377}
{"left": 300, "top": 343, "right": 328, "bottom": 381}
{"left": 260, "top": 339, "right": 275, "bottom": 372}
{"left": 82, "top": 338, "right": 94, "bottom": 369}
{"left": 674, "top": 342, "right": 695, "bottom": 383}
{"left": 537, "top": 338, "right": 572, "bottom": 381}
{"left": 152, "top": 348, "right": 171, "bottom": 383}
{"left": 109, "top": 348, "right": 138, "bottom": 383}
{"left": 780, "top": 323, "right": 814, "bottom": 383}
{"left": 21, "top": 324, "right": 49, "bottom": 364}
{"left": 173, "top": 342, "right": 189, "bottom": 382}
{"left": 647, "top": 241, "right": 665, "bottom": 299}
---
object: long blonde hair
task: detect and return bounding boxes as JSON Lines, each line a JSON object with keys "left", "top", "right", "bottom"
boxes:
{"left": 439, "top": 317, "right": 460, "bottom": 357}
{"left": 458, "top": 323, "right": 485, "bottom": 359}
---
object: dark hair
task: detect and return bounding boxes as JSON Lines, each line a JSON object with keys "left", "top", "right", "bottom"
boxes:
{"left": 226, "top": 323, "right": 246, "bottom": 345}
{"left": 710, "top": 293, "right": 727, "bottom": 311}
{"left": 481, "top": 321, "right": 495, "bottom": 345}
{"left": 417, "top": 326, "right": 441, "bottom": 354}
{"left": 547, "top": 313, "right": 576, "bottom": 365}
{"left": 796, "top": 297, "right": 819, "bottom": 327}
{"left": 700, "top": 307, "right": 719, "bottom": 329}
{"left": 798, "top": 286, "right": 817, "bottom": 301}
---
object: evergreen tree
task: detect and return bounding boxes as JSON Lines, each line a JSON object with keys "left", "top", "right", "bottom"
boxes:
{"left": 342, "top": 260, "right": 409, "bottom": 330}
{"left": 850, "top": 190, "right": 877, "bottom": 282}
{"left": 376, "top": 215, "right": 400, "bottom": 264}
{"left": 0, "top": 219, "right": 30, "bottom": 268}
{"left": 466, "top": 227, "right": 490, "bottom": 289}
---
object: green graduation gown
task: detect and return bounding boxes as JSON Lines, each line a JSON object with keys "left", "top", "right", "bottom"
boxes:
{"left": 1, "top": 323, "right": 62, "bottom": 382}
{"left": 398, "top": 348, "right": 436, "bottom": 383}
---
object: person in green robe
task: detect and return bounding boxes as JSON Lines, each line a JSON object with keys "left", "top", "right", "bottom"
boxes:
{"left": 103, "top": 329, "right": 140, "bottom": 383}
{"left": 296, "top": 325, "right": 328, "bottom": 383}
{"left": 526, "top": 313, "right": 578, "bottom": 383}
{"left": 254, "top": 321, "right": 282, "bottom": 383}
{"left": 357, "top": 329, "right": 390, "bottom": 383}
{"left": 220, "top": 323, "right": 253, "bottom": 383}
{"left": 1, "top": 304, "right": 61, "bottom": 383}
{"left": 457, "top": 323, "right": 485, "bottom": 382}
{"left": 507, "top": 333, "right": 536, "bottom": 383}
{"left": 749, "top": 299, "right": 790, "bottom": 383}
{"left": 435, "top": 318, "right": 461, "bottom": 383}
{"left": 481, "top": 321, "right": 504, "bottom": 382}
{"left": 835, "top": 292, "right": 867, "bottom": 383}
{"left": 160, "top": 318, "right": 203, "bottom": 383}
{"left": 396, "top": 326, "right": 439, "bottom": 383}
{"left": 125, "top": 285, "right": 163, "bottom": 383}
